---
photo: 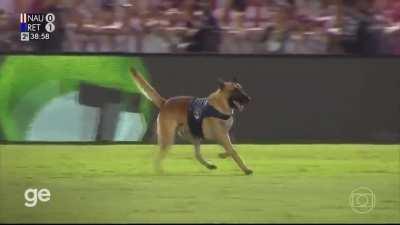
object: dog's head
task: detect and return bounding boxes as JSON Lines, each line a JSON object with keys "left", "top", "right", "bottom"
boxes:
{"left": 218, "top": 77, "right": 251, "bottom": 112}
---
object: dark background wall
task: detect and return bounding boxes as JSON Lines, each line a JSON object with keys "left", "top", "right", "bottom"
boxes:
{"left": 143, "top": 57, "right": 400, "bottom": 143}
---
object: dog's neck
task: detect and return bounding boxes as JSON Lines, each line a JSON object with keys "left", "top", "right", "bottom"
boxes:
{"left": 207, "top": 89, "right": 233, "bottom": 115}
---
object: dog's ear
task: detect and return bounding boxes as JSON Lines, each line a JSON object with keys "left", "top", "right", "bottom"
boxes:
{"left": 218, "top": 78, "right": 225, "bottom": 90}
{"left": 232, "top": 77, "right": 238, "bottom": 83}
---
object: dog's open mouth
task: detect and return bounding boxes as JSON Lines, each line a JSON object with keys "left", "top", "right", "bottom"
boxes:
{"left": 233, "top": 100, "right": 244, "bottom": 112}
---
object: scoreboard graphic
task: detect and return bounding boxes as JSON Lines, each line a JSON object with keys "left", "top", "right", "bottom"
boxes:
{"left": 19, "top": 13, "right": 56, "bottom": 42}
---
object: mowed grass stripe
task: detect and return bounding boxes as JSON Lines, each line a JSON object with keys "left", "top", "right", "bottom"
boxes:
{"left": 0, "top": 144, "right": 399, "bottom": 223}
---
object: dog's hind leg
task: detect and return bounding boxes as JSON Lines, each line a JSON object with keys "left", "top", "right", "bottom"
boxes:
{"left": 154, "top": 116, "right": 177, "bottom": 174}
{"left": 193, "top": 140, "right": 217, "bottom": 170}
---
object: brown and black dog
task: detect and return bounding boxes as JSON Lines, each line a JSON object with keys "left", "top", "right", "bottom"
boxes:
{"left": 131, "top": 68, "right": 253, "bottom": 175}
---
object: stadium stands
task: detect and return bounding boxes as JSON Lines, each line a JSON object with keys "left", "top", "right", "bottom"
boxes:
{"left": 0, "top": 0, "right": 399, "bottom": 54}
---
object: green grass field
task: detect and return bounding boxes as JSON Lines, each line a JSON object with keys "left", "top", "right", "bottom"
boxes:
{"left": 0, "top": 144, "right": 399, "bottom": 223}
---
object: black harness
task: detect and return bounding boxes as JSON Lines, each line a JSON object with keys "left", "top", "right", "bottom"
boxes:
{"left": 187, "top": 98, "right": 231, "bottom": 139}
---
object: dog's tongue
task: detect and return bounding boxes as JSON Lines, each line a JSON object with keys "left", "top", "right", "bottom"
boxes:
{"left": 233, "top": 101, "right": 244, "bottom": 112}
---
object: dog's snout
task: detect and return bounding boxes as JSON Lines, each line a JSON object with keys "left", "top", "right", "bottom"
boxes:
{"left": 243, "top": 94, "right": 251, "bottom": 103}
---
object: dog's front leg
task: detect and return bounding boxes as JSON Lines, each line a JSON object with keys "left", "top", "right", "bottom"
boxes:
{"left": 217, "top": 134, "right": 253, "bottom": 175}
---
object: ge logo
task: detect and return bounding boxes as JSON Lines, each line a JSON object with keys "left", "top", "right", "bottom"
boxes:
{"left": 24, "top": 188, "right": 51, "bottom": 207}
{"left": 45, "top": 22, "right": 55, "bottom": 33}
{"left": 45, "top": 13, "right": 55, "bottom": 23}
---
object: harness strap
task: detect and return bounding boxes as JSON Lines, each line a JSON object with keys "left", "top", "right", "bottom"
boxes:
{"left": 188, "top": 98, "right": 231, "bottom": 139}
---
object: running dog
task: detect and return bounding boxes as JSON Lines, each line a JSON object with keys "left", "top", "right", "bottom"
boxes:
{"left": 130, "top": 68, "right": 253, "bottom": 175}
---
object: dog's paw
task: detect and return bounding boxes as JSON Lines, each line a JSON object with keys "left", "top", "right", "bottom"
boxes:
{"left": 207, "top": 164, "right": 218, "bottom": 170}
{"left": 244, "top": 169, "right": 253, "bottom": 175}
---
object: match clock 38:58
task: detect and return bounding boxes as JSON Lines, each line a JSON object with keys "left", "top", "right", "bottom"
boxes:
{"left": 29, "top": 32, "right": 51, "bottom": 40}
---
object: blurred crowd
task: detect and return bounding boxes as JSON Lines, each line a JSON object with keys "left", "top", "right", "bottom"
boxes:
{"left": 0, "top": 0, "right": 400, "bottom": 55}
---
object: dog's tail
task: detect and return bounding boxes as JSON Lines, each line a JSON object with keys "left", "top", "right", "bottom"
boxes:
{"left": 130, "top": 68, "right": 165, "bottom": 108}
